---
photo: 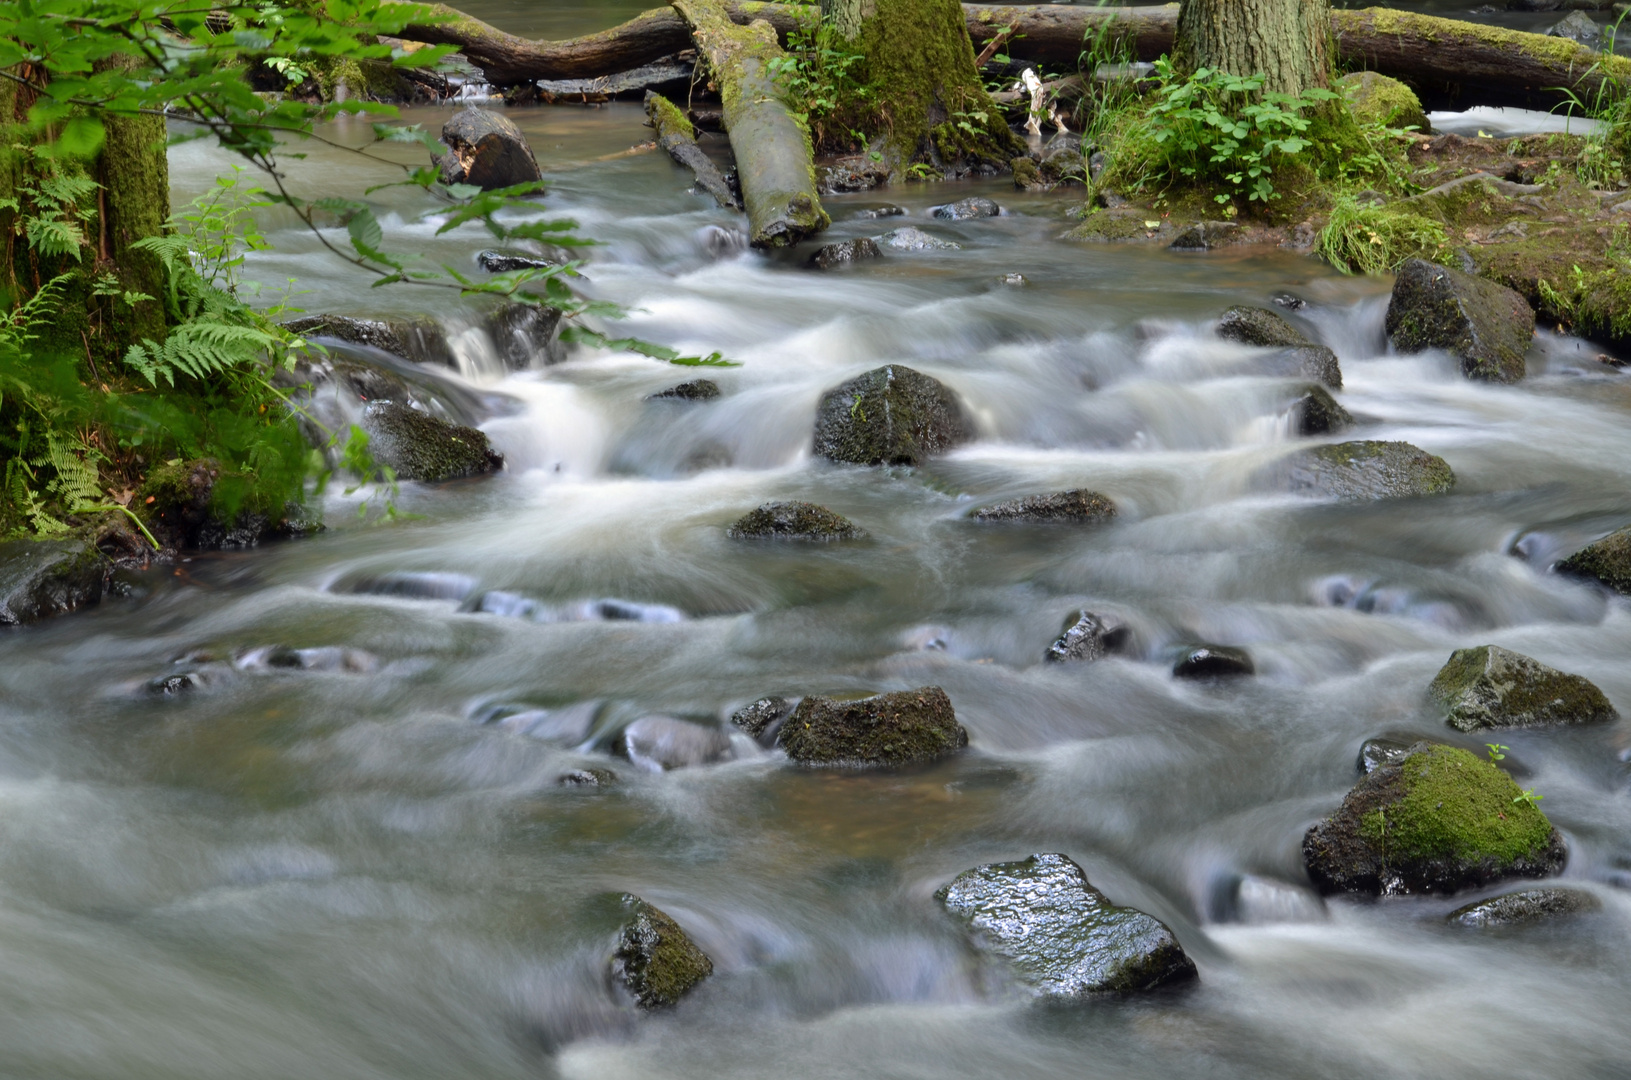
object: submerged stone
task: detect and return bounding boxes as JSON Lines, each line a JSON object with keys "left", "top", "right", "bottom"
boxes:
{"left": 558, "top": 767, "right": 617, "bottom": 787}
{"left": 1447, "top": 886, "right": 1600, "bottom": 928}
{"left": 779, "top": 686, "right": 967, "bottom": 767}
{"left": 1045, "top": 610, "right": 1129, "bottom": 664}
{"left": 730, "top": 696, "right": 795, "bottom": 742}
{"left": 0, "top": 539, "right": 103, "bottom": 626}
{"left": 485, "top": 301, "right": 562, "bottom": 369}
{"left": 648, "top": 379, "right": 721, "bottom": 402}
{"left": 971, "top": 490, "right": 1116, "bottom": 523}
{"left": 1428, "top": 644, "right": 1617, "bottom": 731}
{"left": 931, "top": 196, "right": 1000, "bottom": 220}
{"left": 876, "top": 226, "right": 961, "bottom": 252}
{"left": 812, "top": 365, "right": 975, "bottom": 467}
{"left": 809, "top": 237, "right": 883, "bottom": 270}
{"left": 937, "top": 853, "right": 1197, "bottom": 997}
{"left": 1271, "top": 440, "right": 1455, "bottom": 500}
{"left": 1385, "top": 259, "right": 1534, "bottom": 383}
{"left": 726, "top": 501, "right": 862, "bottom": 541}
{"left": 362, "top": 401, "right": 504, "bottom": 482}
{"left": 1290, "top": 385, "right": 1354, "bottom": 437}
{"left": 620, "top": 716, "right": 734, "bottom": 772}
{"left": 1556, "top": 526, "right": 1631, "bottom": 595}
{"left": 1358, "top": 736, "right": 1414, "bottom": 774}
{"left": 1172, "top": 645, "right": 1254, "bottom": 679}
{"left": 435, "top": 107, "right": 543, "bottom": 190}
{"left": 1218, "top": 305, "right": 1309, "bottom": 348}
{"left": 1303, "top": 743, "right": 1566, "bottom": 896}
{"left": 610, "top": 894, "right": 714, "bottom": 1009}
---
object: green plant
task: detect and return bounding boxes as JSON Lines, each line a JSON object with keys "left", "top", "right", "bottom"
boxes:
{"left": 1314, "top": 196, "right": 1450, "bottom": 276}
{"left": 1513, "top": 788, "right": 1543, "bottom": 808}
{"left": 1546, "top": 9, "right": 1631, "bottom": 188}
{"left": 766, "top": 25, "right": 871, "bottom": 149}
{"left": 1485, "top": 742, "right": 1509, "bottom": 763}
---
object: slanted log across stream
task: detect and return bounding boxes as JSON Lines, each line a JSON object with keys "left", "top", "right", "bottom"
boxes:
{"left": 644, "top": 91, "right": 741, "bottom": 209}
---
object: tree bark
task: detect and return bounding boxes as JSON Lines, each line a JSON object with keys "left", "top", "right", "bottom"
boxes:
{"left": 1173, "top": 0, "right": 1331, "bottom": 96}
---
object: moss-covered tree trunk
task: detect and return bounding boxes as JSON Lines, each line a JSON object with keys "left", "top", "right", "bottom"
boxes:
{"left": 1173, "top": 0, "right": 1331, "bottom": 96}
{"left": 825, "top": 0, "right": 1022, "bottom": 169}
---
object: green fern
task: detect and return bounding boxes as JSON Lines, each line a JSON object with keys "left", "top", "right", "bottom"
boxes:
{"left": 124, "top": 321, "right": 276, "bottom": 387}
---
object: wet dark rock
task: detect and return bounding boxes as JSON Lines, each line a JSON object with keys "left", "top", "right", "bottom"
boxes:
{"left": 146, "top": 672, "right": 204, "bottom": 695}
{"left": 1045, "top": 610, "right": 1129, "bottom": 663}
{"left": 435, "top": 107, "right": 543, "bottom": 190}
{"left": 1303, "top": 742, "right": 1566, "bottom": 896}
{"left": 559, "top": 767, "right": 617, "bottom": 787}
{"left": 812, "top": 365, "right": 975, "bottom": 467}
{"left": 283, "top": 314, "right": 457, "bottom": 368}
{"left": 876, "top": 226, "right": 960, "bottom": 252}
{"left": 1447, "top": 886, "right": 1600, "bottom": 927}
{"left": 809, "top": 237, "right": 883, "bottom": 270}
{"left": 854, "top": 204, "right": 905, "bottom": 219}
{"left": 361, "top": 401, "right": 504, "bottom": 482}
{"left": 648, "top": 379, "right": 721, "bottom": 402}
{"left": 485, "top": 302, "right": 562, "bottom": 369}
{"left": 971, "top": 489, "right": 1116, "bottom": 524}
{"left": 477, "top": 249, "right": 555, "bottom": 273}
{"left": 1291, "top": 385, "right": 1354, "bottom": 437}
{"left": 1270, "top": 440, "right": 1455, "bottom": 501}
{"left": 1428, "top": 644, "right": 1617, "bottom": 731}
{"left": 0, "top": 539, "right": 104, "bottom": 626}
{"left": 481, "top": 700, "right": 601, "bottom": 742}
{"left": 1556, "top": 526, "right": 1631, "bottom": 595}
{"left": 1172, "top": 645, "right": 1254, "bottom": 679}
{"left": 138, "top": 458, "right": 319, "bottom": 551}
{"left": 610, "top": 894, "right": 714, "bottom": 1009}
{"left": 1359, "top": 736, "right": 1414, "bottom": 774}
{"left": 1277, "top": 345, "right": 1344, "bottom": 389}
{"left": 1218, "top": 305, "right": 1309, "bottom": 349}
{"left": 726, "top": 501, "right": 862, "bottom": 541}
{"left": 1168, "top": 221, "right": 1238, "bottom": 251}
{"left": 937, "top": 853, "right": 1197, "bottom": 997}
{"left": 1272, "top": 292, "right": 1308, "bottom": 310}
{"left": 1545, "top": 10, "right": 1602, "bottom": 42}
{"left": 779, "top": 686, "right": 967, "bottom": 767}
{"left": 1385, "top": 259, "right": 1534, "bottom": 383}
{"left": 931, "top": 196, "right": 1000, "bottom": 220}
{"left": 820, "top": 160, "right": 890, "bottom": 194}
{"left": 730, "top": 696, "right": 796, "bottom": 742}
{"left": 620, "top": 716, "right": 734, "bottom": 772}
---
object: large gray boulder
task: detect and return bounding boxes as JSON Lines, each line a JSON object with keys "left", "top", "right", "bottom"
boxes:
{"left": 1385, "top": 259, "right": 1534, "bottom": 383}
{"left": 937, "top": 853, "right": 1197, "bottom": 997}
{"left": 813, "top": 365, "right": 975, "bottom": 466}
{"left": 727, "top": 501, "right": 862, "bottom": 541}
{"left": 0, "top": 539, "right": 103, "bottom": 626}
{"left": 609, "top": 894, "right": 714, "bottom": 1009}
{"left": 1557, "top": 526, "right": 1631, "bottom": 595}
{"left": 1267, "top": 440, "right": 1455, "bottom": 500}
{"left": 435, "top": 107, "right": 543, "bottom": 190}
{"left": 778, "top": 686, "right": 967, "bottom": 767}
{"left": 361, "top": 401, "right": 504, "bottom": 482}
{"left": 1427, "top": 645, "right": 1617, "bottom": 731}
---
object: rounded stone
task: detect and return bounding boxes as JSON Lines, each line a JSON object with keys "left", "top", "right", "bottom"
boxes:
{"left": 726, "top": 501, "right": 862, "bottom": 541}
{"left": 812, "top": 365, "right": 975, "bottom": 467}
{"left": 971, "top": 490, "right": 1116, "bottom": 523}
{"left": 778, "top": 687, "right": 967, "bottom": 767}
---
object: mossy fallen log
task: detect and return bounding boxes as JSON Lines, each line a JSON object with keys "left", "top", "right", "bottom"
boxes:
{"left": 645, "top": 91, "right": 741, "bottom": 209}
{"left": 672, "top": 0, "right": 827, "bottom": 247}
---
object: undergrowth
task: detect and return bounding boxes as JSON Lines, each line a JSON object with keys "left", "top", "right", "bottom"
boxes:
{"left": 1315, "top": 197, "right": 1450, "bottom": 276}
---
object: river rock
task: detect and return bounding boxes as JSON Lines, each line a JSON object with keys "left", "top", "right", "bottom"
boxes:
{"left": 1271, "top": 440, "right": 1455, "bottom": 500}
{"left": 361, "top": 401, "right": 504, "bottom": 482}
{"left": 477, "top": 249, "right": 555, "bottom": 273}
{"left": 283, "top": 314, "right": 457, "bottom": 368}
{"left": 1172, "top": 645, "right": 1254, "bottom": 679}
{"left": 1359, "top": 736, "right": 1414, "bottom": 774}
{"left": 138, "top": 458, "right": 319, "bottom": 551}
{"left": 778, "top": 686, "right": 967, "bottom": 767}
{"left": 1385, "top": 259, "right": 1534, "bottom": 383}
{"left": 610, "top": 894, "right": 714, "bottom": 1009}
{"left": 1303, "top": 742, "right": 1567, "bottom": 896}
{"left": 931, "top": 196, "right": 1000, "bottom": 220}
{"left": 971, "top": 489, "right": 1116, "bottom": 523}
{"left": 486, "top": 302, "right": 562, "bottom": 368}
{"left": 648, "top": 379, "right": 721, "bottom": 402}
{"left": 1447, "top": 886, "right": 1601, "bottom": 927}
{"left": 0, "top": 539, "right": 104, "bottom": 626}
{"left": 937, "top": 853, "right": 1197, "bottom": 997}
{"left": 1428, "top": 644, "right": 1617, "bottom": 731}
{"left": 1169, "top": 221, "right": 1239, "bottom": 251}
{"left": 1338, "top": 71, "right": 1429, "bottom": 132}
{"left": 1291, "top": 385, "right": 1354, "bottom": 436}
{"left": 1045, "top": 610, "right": 1129, "bottom": 663}
{"left": 876, "top": 226, "right": 961, "bottom": 252}
{"left": 620, "top": 716, "right": 734, "bottom": 772}
{"left": 854, "top": 204, "right": 905, "bottom": 219}
{"left": 1556, "top": 526, "right": 1631, "bottom": 595}
{"left": 730, "top": 696, "right": 796, "bottom": 742}
{"left": 726, "top": 501, "right": 862, "bottom": 541}
{"left": 1218, "top": 305, "right": 1309, "bottom": 348}
{"left": 1545, "top": 10, "right": 1602, "bottom": 42}
{"left": 812, "top": 365, "right": 975, "bottom": 466}
{"left": 809, "top": 237, "right": 883, "bottom": 270}
{"left": 559, "top": 767, "right": 617, "bottom": 787}
{"left": 435, "top": 107, "right": 543, "bottom": 190}
{"left": 1276, "top": 345, "right": 1344, "bottom": 389}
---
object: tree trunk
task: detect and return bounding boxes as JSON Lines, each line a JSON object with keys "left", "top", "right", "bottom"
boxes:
{"left": 1174, "top": 0, "right": 1331, "bottom": 97}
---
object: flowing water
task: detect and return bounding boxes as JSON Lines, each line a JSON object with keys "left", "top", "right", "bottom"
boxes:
{"left": 4, "top": 5, "right": 1631, "bottom": 1078}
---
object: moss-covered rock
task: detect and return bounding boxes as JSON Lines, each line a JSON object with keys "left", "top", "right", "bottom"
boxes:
{"left": 0, "top": 539, "right": 104, "bottom": 626}
{"left": 138, "top": 459, "right": 318, "bottom": 551}
{"left": 809, "top": 238, "right": 883, "bottom": 270}
{"left": 1447, "top": 886, "right": 1600, "bottom": 928}
{"left": 1338, "top": 71, "right": 1429, "bottom": 134}
{"left": 434, "top": 107, "right": 543, "bottom": 190}
{"left": 1269, "top": 440, "right": 1455, "bottom": 500}
{"left": 812, "top": 365, "right": 975, "bottom": 466}
{"left": 1385, "top": 259, "right": 1534, "bottom": 383}
{"left": 726, "top": 501, "right": 862, "bottom": 541}
{"left": 779, "top": 686, "right": 967, "bottom": 767}
{"left": 361, "top": 402, "right": 504, "bottom": 482}
{"left": 610, "top": 894, "right": 714, "bottom": 1009}
{"left": 1218, "top": 305, "right": 1309, "bottom": 348}
{"left": 1045, "top": 610, "right": 1129, "bottom": 663}
{"left": 730, "top": 695, "right": 796, "bottom": 742}
{"left": 1428, "top": 644, "right": 1617, "bottom": 731}
{"left": 1303, "top": 743, "right": 1566, "bottom": 896}
{"left": 937, "top": 853, "right": 1197, "bottom": 997}
{"left": 970, "top": 490, "right": 1116, "bottom": 524}
{"left": 1556, "top": 526, "right": 1631, "bottom": 595}
{"left": 1290, "top": 385, "right": 1354, "bottom": 437}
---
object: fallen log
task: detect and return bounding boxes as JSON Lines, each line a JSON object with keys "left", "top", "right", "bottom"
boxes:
{"left": 671, "top": 0, "right": 827, "bottom": 247}
{"left": 644, "top": 90, "right": 741, "bottom": 209}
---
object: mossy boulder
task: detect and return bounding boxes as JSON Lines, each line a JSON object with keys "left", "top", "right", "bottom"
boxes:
{"left": 937, "top": 853, "right": 1197, "bottom": 997}
{"left": 1556, "top": 526, "right": 1631, "bottom": 595}
{"left": 0, "top": 539, "right": 104, "bottom": 626}
{"left": 1338, "top": 71, "right": 1429, "bottom": 134}
{"left": 1045, "top": 610, "right": 1129, "bottom": 663}
{"left": 726, "top": 501, "right": 862, "bottom": 541}
{"left": 812, "top": 365, "right": 975, "bottom": 466}
{"left": 1290, "top": 385, "right": 1354, "bottom": 437}
{"left": 1385, "top": 259, "right": 1534, "bottom": 383}
{"left": 610, "top": 894, "right": 714, "bottom": 1009}
{"left": 361, "top": 401, "right": 504, "bottom": 482}
{"left": 434, "top": 107, "right": 542, "bottom": 190}
{"left": 778, "top": 686, "right": 967, "bottom": 767}
{"left": 970, "top": 489, "right": 1116, "bottom": 523}
{"left": 1269, "top": 440, "right": 1455, "bottom": 500}
{"left": 1428, "top": 644, "right": 1617, "bottom": 731}
{"left": 1303, "top": 743, "right": 1566, "bottom": 896}
{"left": 1447, "top": 886, "right": 1600, "bottom": 928}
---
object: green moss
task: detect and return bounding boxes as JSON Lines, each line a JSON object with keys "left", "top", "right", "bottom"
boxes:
{"left": 1357, "top": 7, "right": 1625, "bottom": 74}
{"left": 1316, "top": 197, "right": 1450, "bottom": 275}
{"left": 779, "top": 686, "right": 967, "bottom": 767}
{"left": 1065, "top": 210, "right": 1166, "bottom": 242}
{"left": 645, "top": 92, "right": 695, "bottom": 141}
{"left": 1338, "top": 71, "right": 1427, "bottom": 133}
{"left": 1558, "top": 527, "right": 1631, "bottom": 595}
{"left": 1428, "top": 644, "right": 1617, "bottom": 731}
{"left": 611, "top": 895, "right": 714, "bottom": 1009}
{"left": 1358, "top": 745, "right": 1553, "bottom": 866}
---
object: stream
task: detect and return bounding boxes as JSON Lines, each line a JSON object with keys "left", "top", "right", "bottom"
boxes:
{"left": 2, "top": 3, "right": 1631, "bottom": 1078}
